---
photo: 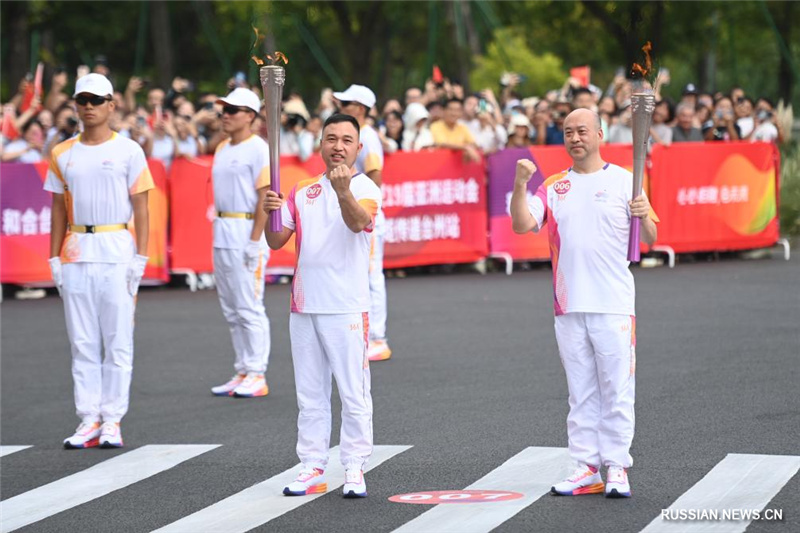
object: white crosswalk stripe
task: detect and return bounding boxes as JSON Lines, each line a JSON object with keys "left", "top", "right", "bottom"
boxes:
{"left": 0, "top": 444, "right": 219, "bottom": 533}
{"left": 154, "top": 445, "right": 412, "bottom": 533}
{"left": 640, "top": 453, "right": 800, "bottom": 533}
{"left": 0, "top": 446, "right": 32, "bottom": 458}
{"left": 393, "top": 446, "right": 573, "bottom": 533}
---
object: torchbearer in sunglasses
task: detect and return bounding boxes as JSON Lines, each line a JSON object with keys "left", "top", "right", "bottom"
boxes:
{"left": 209, "top": 88, "right": 273, "bottom": 398}
{"left": 45, "top": 74, "right": 153, "bottom": 449}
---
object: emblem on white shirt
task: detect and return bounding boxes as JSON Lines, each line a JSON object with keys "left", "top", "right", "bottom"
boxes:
{"left": 306, "top": 183, "right": 322, "bottom": 199}
{"left": 553, "top": 180, "right": 571, "bottom": 196}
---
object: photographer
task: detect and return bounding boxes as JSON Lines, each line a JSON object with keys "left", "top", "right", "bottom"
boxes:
{"left": 44, "top": 104, "right": 79, "bottom": 157}
{"left": 748, "top": 98, "right": 780, "bottom": 144}
{"left": 704, "top": 96, "right": 740, "bottom": 142}
{"left": 280, "top": 99, "right": 314, "bottom": 162}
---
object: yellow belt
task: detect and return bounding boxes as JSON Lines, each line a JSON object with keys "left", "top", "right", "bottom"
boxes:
{"left": 69, "top": 223, "right": 128, "bottom": 234}
{"left": 217, "top": 211, "right": 254, "bottom": 220}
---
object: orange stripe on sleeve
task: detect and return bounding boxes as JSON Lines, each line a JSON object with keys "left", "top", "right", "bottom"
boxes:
{"left": 130, "top": 167, "right": 155, "bottom": 195}
{"left": 255, "top": 166, "right": 270, "bottom": 189}
{"left": 363, "top": 153, "right": 382, "bottom": 174}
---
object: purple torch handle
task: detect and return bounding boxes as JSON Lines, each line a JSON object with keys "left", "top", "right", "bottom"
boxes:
{"left": 260, "top": 65, "right": 285, "bottom": 233}
{"left": 627, "top": 92, "right": 655, "bottom": 262}
{"left": 628, "top": 217, "right": 642, "bottom": 262}
{"left": 268, "top": 163, "right": 282, "bottom": 232}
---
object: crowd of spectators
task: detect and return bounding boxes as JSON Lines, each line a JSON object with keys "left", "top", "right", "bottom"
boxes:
{"left": 0, "top": 57, "right": 788, "bottom": 168}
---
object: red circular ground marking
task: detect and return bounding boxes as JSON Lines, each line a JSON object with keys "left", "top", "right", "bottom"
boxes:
{"left": 388, "top": 490, "right": 524, "bottom": 504}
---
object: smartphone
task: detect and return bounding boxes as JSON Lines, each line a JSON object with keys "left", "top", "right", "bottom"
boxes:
{"left": 235, "top": 71, "right": 247, "bottom": 87}
{"left": 77, "top": 65, "right": 90, "bottom": 79}
{"left": 478, "top": 99, "right": 487, "bottom": 113}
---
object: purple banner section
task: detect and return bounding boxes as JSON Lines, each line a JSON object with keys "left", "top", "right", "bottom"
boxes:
{"left": 486, "top": 148, "right": 545, "bottom": 218}
{"left": 1, "top": 163, "right": 50, "bottom": 228}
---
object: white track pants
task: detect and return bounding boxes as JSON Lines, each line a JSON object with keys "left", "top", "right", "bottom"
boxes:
{"left": 61, "top": 262, "right": 135, "bottom": 424}
{"left": 214, "top": 247, "right": 271, "bottom": 374}
{"left": 554, "top": 312, "right": 636, "bottom": 468}
{"left": 289, "top": 312, "right": 373, "bottom": 470}
{"left": 368, "top": 210, "right": 387, "bottom": 341}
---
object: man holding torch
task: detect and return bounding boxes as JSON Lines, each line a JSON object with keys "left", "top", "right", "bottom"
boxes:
{"left": 263, "top": 113, "right": 380, "bottom": 499}
{"left": 510, "top": 108, "right": 657, "bottom": 498}
{"left": 209, "top": 87, "right": 272, "bottom": 398}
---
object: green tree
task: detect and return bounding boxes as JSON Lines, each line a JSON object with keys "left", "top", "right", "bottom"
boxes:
{"left": 470, "top": 28, "right": 565, "bottom": 97}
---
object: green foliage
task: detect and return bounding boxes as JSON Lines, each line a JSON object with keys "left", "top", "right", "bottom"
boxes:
{"left": 470, "top": 28, "right": 566, "bottom": 96}
{"left": 779, "top": 142, "right": 800, "bottom": 236}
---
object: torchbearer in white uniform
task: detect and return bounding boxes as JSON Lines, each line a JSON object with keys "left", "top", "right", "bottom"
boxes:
{"left": 334, "top": 84, "right": 392, "bottom": 362}
{"left": 46, "top": 73, "right": 153, "bottom": 449}
{"left": 263, "top": 114, "right": 380, "bottom": 499}
{"left": 209, "top": 88, "right": 273, "bottom": 398}
{"left": 510, "top": 108, "right": 659, "bottom": 498}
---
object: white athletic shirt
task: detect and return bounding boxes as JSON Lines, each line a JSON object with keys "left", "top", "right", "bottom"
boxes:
{"left": 44, "top": 132, "right": 154, "bottom": 263}
{"left": 281, "top": 172, "right": 381, "bottom": 314}
{"left": 527, "top": 163, "right": 658, "bottom": 316}
{"left": 212, "top": 135, "right": 270, "bottom": 249}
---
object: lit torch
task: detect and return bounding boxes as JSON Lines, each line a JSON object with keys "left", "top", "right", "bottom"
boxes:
{"left": 255, "top": 50, "right": 288, "bottom": 233}
{"left": 628, "top": 42, "right": 657, "bottom": 262}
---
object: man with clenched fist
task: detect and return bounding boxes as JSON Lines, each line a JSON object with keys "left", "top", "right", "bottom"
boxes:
{"left": 263, "top": 113, "right": 381, "bottom": 499}
{"left": 510, "top": 108, "right": 658, "bottom": 499}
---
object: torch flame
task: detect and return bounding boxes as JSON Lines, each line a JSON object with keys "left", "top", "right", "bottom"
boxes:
{"left": 631, "top": 41, "right": 653, "bottom": 80}
{"left": 251, "top": 55, "right": 265, "bottom": 66}
{"left": 265, "top": 51, "right": 289, "bottom": 66}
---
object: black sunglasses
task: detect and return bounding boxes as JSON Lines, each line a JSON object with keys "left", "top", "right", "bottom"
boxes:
{"left": 338, "top": 101, "right": 355, "bottom": 108}
{"left": 75, "top": 94, "right": 111, "bottom": 106}
{"left": 222, "top": 106, "right": 247, "bottom": 115}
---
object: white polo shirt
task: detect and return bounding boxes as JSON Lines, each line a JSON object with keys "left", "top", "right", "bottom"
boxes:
{"left": 212, "top": 135, "right": 270, "bottom": 249}
{"left": 527, "top": 163, "right": 658, "bottom": 317}
{"left": 44, "top": 132, "right": 154, "bottom": 263}
{"left": 281, "top": 172, "right": 381, "bottom": 314}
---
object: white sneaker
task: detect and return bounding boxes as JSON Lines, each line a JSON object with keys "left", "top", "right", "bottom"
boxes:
{"left": 63, "top": 422, "right": 101, "bottom": 449}
{"left": 605, "top": 466, "right": 631, "bottom": 498}
{"left": 551, "top": 463, "right": 605, "bottom": 495}
{"left": 232, "top": 372, "right": 269, "bottom": 398}
{"left": 283, "top": 467, "right": 327, "bottom": 496}
{"left": 343, "top": 468, "right": 367, "bottom": 498}
{"left": 99, "top": 422, "right": 124, "bottom": 448}
{"left": 211, "top": 374, "right": 246, "bottom": 396}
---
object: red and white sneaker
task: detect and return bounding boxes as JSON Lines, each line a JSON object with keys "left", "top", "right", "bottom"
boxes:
{"left": 63, "top": 422, "right": 101, "bottom": 449}
{"left": 232, "top": 372, "right": 269, "bottom": 398}
{"left": 283, "top": 467, "right": 327, "bottom": 496}
{"left": 368, "top": 340, "right": 392, "bottom": 362}
{"left": 551, "top": 463, "right": 605, "bottom": 495}
{"left": 343, "top": 468, "right": 367, "bottom": 498}
{"left": 99, "top": 422, "right": 124, "bottom": 448}
{"left": 605, "top": 466, "right": 632, "bottom": 498}
{"left": 211, "top": 374, "right": 246, "bottom": 396}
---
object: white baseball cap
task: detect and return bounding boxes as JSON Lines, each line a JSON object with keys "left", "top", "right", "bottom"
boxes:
{"left": 73, "top": 73, "right": 113, "bottom": 97}
{"left": 333, "top": 84, "right": 376, "bottom": 109}
{"left": 216, "top": 88, "right": 261, "bottom": 113}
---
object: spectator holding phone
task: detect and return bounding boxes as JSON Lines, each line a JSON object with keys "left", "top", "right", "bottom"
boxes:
{"left": 704, "top": 96, "right": 740, "bottom": 142}
{"left": 749, "top": 98, "right": 780, "bottom": 143}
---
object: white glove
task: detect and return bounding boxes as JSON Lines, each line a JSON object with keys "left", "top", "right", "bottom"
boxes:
{"left": 126, "top": 254, "right": 149, "bottom": 296}
{"left": 244, "top": 240, "right": 261, "bottom": 271}
{"left": 48, "top": 257, "right": 63, "bottom": 297}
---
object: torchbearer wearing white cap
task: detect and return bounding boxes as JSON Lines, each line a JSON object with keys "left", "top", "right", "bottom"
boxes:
{"left": 334, "top": 84, "right": 392, "bottom": 362}
{"left": 209, "top": 87, "right": 274, "bottom": 398}
{"left": 45, "top": 73, "right": 154, "bottom": 449}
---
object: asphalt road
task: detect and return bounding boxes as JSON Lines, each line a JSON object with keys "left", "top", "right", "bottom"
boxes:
{"left": 2, "top": 255, "right": 799, "bottom": 533}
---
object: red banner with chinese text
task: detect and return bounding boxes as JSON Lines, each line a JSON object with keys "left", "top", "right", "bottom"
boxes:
{"left": 648, "top": 142, "right": 779, "bottom": 253}
{"left": 381, "top": 150, "right": 488, "bottom": 268}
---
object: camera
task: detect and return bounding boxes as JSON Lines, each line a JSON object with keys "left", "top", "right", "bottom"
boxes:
{"left": 757, "top": 110, "right": 772, "bottom": 121}
{"left": 286, "top": 113, "right": 307, "bottom": 129}
{"left": 202, "top": 102, "right": 215, "bottom": 111}
{"left": 65, "top": 117, "right": 78, "bottom": 129}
